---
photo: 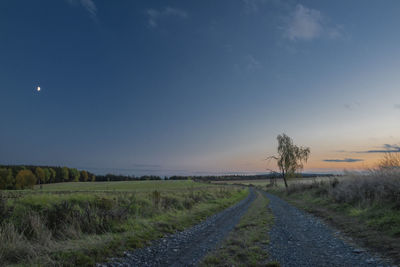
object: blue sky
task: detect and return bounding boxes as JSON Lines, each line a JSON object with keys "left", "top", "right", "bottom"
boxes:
{"left": 1, "top": 0, "right": 400, "bottom": 175}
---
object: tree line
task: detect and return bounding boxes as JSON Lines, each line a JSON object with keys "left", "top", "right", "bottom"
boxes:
{"left": 0, "top": 165, "right": 96, "bottom": 190}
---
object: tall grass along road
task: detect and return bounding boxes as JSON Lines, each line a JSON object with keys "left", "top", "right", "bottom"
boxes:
{"left": 0, "top": 181, "right": 247, "bottom": 266}
{"left": 99, "top": 188, "right": 256, "bottom": 266}
{"left": 264, "top": 192, "right": 391, "bottom": 267}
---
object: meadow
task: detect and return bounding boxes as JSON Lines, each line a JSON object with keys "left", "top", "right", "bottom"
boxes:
{"left": 212, "top": 176, "right": 336, "bottom": 187}
{"left": 34, "top": 180, "right": 211, "bottom": 192}
{"left": 0, "top": 180, "right": 247, "bottom": 266}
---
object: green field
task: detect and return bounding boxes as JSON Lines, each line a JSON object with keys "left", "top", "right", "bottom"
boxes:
{"left": 34, "top": 180, "right": 210, "bottom": 192}
{"left": 0, "top": 180, "right": 247, "bottom": 266}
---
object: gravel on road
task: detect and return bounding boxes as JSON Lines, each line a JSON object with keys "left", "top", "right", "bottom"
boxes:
{"left": 99, "top": 188, "right": 256, "bottom": 267}
{"left": 264, "top": 192, "right": 394, "bottom": 267}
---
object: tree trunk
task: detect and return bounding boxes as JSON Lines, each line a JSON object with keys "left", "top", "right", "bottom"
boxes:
{"left": 282, "top": 170, "right": 288, "bottom": 189}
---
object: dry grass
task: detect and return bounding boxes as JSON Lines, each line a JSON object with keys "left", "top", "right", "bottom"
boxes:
{"left": 283, "top": 172, "right": 400, "bottom": 208}
{"left": 330, "top": 172, "right": 400, "bottom": 207}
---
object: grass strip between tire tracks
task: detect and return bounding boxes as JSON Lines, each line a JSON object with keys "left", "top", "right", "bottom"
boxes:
{"left": 201, "top": 189, "right": 278, "bottom": 267}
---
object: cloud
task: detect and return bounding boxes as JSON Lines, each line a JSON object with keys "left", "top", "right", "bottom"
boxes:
{"left": 354, "top": 144, "right": 400, "bottom": 153}
{"left": 284, "top": 4, "right": 323, "bottom": 41}
{"left": 67, "top": 0, "right": 97, "bottom": 20}
{"left": 283, "top": 4, "right": 342, "bottom": 41}
{"left": 146, "top": 7, "right": 188, "bottom": 28}
{"left": 365, "top": 144, "right": 400, "bottom": 153}
{"left": 323, "top": 158, "right": 364, "bottom": 163}
{"left": 394, "top": 104, "right": 400, "bottom": 109}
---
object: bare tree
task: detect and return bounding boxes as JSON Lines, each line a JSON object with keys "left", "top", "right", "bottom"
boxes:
{"left": 268, "top": 133, "right": 310, "bottom": 189}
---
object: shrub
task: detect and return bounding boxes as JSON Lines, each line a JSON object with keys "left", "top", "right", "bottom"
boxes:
{"left": 35, "top": 167, "right": 45, "bottom": 185}
{"left": 0, "top": 168, "right": 14, "bottom": 189}
{"left": 80, "top": 170, "right": 89, "bottom": 182}
{"left": 15, "top": 170, "right": 37, "bottom": 190}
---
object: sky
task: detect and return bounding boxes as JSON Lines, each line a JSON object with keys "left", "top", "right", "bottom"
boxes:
{"left": 1, "top": 0, "right": 400, "bottom": 176}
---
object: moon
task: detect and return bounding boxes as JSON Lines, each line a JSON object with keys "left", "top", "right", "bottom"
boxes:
{"left": 37, "top": 86, "right": 41, "bottom": 92}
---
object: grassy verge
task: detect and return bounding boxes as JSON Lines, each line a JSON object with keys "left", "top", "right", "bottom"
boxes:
{"left": 264, "top": 176, "right": 400, "bottom": 264}
{"left": 201, "top": 190, "right": 278, "bottom": 267}
{"left": 0, "top": 181, "right": 248, "bottom": 266}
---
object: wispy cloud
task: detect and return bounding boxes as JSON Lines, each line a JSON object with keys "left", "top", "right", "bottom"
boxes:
{"left": 338, "top": 144, "right": 400, "bottom": 154}
{"left": 283, "top": 4, "right": 342, "bottom": 41}
{"left": 323, "top": 158, "right": 364, "bottom": 163}
{"left": 146, "top": 7, "right": 188, "bottom": 28}
{"left": 356, "top": 144, "right": 400, "bottom": 153}
{"left": 67, "top": 0, "right": 97, "bottom": 20}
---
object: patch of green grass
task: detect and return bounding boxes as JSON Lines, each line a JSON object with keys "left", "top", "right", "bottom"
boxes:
{"left": 201, "top": 190, "right": 278, "bottom": 267}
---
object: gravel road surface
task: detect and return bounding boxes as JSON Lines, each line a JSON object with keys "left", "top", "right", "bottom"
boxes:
{"left": 100, "top": 188, "right": 256, "bottom": 267}
{"left": 264, "top": 192, "right": 393, "bottom": 267}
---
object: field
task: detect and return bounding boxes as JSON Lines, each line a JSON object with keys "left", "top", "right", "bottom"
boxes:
{"left": 34, "top": 180, "right": 211, "bottom": 192}
{"left": 0, "top": 180, "right": 247, "bottom": 266}
{"left": 212, "top": 176, "right": 338, "bottom": 187}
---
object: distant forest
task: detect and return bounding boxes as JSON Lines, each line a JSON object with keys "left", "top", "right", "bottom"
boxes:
{"left": 0, "top": 165, "right": 96, "bottom": 190}
{"left": 0, "top": 164, "right": 335, "bottom": 190}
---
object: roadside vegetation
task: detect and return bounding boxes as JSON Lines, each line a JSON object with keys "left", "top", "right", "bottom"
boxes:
{"left": 201, "top": 190, "right": 278, "bottom": 267}
{"left": 0, "top": 180, "right": 248, "bottom": 266}
{"left": 264, "top": 153, "right": 400, "bottom": 263}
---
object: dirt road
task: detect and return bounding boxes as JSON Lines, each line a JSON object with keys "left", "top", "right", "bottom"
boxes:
{"left": 100, "top": 188, "right": 256, "bottom": 267}
{"left": 264, "top": 192, "right": 393, "bottom": 267}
